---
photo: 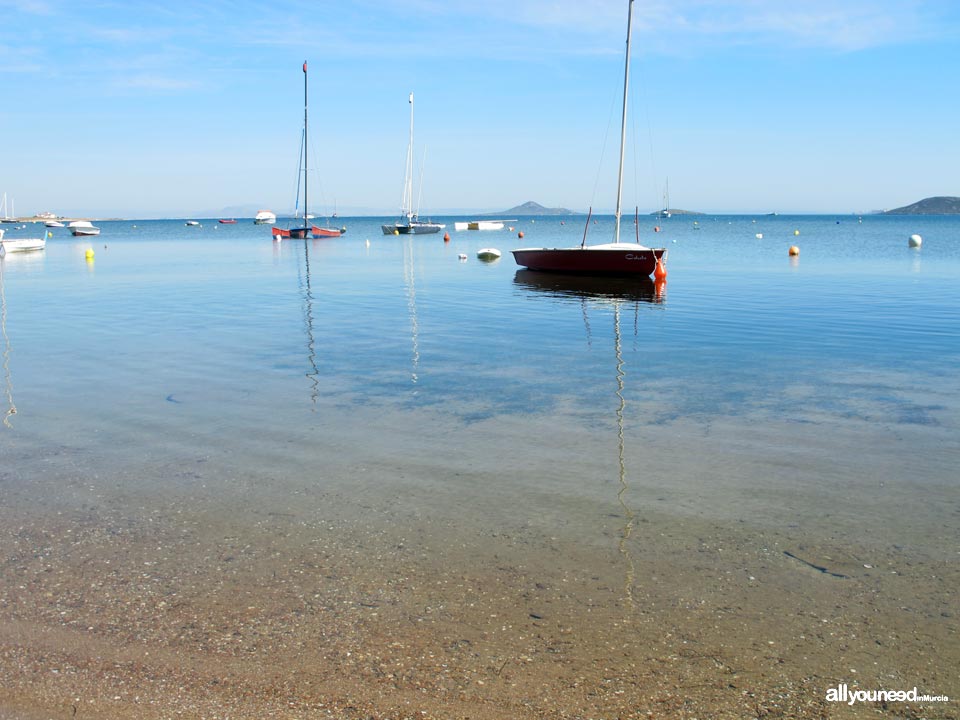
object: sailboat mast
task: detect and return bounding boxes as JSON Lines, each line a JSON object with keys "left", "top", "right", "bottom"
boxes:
{"left": 614, "top": 0, "right": 635, "bottom": 244}
{"left": 405, "top": 93, "right": 415, "bottom": 220}
{"left": 303, "top": 61, "right": 308, "bottom": 225}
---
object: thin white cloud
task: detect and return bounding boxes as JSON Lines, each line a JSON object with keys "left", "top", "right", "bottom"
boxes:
{"left": 362, "top": 0, "right": 956, "bottom": 53}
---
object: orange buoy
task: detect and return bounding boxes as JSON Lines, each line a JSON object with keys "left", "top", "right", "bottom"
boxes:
{"left": 518, "top": 231, "right": 524, "bottom": 239}
{"left": 789, "top": 245, "right": 800, "bottom": 256}
{"left": 653, "top": 226, "right": 661, "bottom": 233}
{"left": 443, "top": 232, "right": 450, "bottom": 242}
{"left": 653, "top": 256, "right": 667, "bottom": 280}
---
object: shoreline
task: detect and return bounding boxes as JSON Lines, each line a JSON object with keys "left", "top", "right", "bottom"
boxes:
{"left": 1, "top": 451, "right": 956, "bottom": 719}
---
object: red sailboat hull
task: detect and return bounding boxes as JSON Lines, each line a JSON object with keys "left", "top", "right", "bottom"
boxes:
{"left": 310, "top": 225, "right": 343, "bottom": 237}
{"left": 272, "top": 225, "right": 343, "bottom": 240}
{"left": 512, "top": 246, "right": 666, "bottom": 277}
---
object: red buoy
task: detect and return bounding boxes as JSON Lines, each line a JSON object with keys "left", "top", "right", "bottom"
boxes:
{"left": 443, "top": 232, "right": 450, "bottom": 242}
{"left": 654, "top": 257, "right": 667, "bottom": 280}
{"left": 518, "top": 231, "right": 524, "bottom": 239}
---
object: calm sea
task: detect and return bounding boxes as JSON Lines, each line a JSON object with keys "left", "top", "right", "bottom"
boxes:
{"left": 2, "top": 214, "right": 960, "bottom": 707}
{"left": 3, "top": 214, "right": 958, "bottom": 520}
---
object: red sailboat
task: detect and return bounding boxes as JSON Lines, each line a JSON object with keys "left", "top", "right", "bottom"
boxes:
{"left": 512, "top": 0, "right": 666, "bottom": 278}
{"left": 273, "top": 61, "right": 343, "bottom": 240}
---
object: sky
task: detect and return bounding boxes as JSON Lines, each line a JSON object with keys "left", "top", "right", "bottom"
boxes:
{"left": 1, "top": 0, "right": 959, "bottom": 218}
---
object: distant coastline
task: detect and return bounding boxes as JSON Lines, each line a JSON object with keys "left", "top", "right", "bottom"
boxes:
{"left": 882, "top": 196, "right": 960, "bottom": 215}
{"left": 9, "top": 194, "right": 960, "bottom": 221}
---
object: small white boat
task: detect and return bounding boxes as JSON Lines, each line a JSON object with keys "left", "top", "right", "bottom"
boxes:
{"left": 0, "top": 234, "right": 46, "bottom": 254}
{"left": 469, "top": 221, "right": 506, "bottom": 231}
{"left": 477, "top": 247, "right": 502, "bottom": 261}
{"left": 67, "top": 220, "right": 101, "bottom": 236}
{"left": 44, "top": 220, "right": 65, "bottom": 228}
{"left": 455, "top": 220, "right": 511, "bottom": 231}
{"left": 254, "top": 210, "right": 276, "bottom": 225}
{"left": 185, "top": 220, "right": 200, "bottom": 226}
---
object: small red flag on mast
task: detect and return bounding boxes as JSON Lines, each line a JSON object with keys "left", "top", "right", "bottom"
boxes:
{"left": 303, "top": 61, "right": 307, "bottom": 73}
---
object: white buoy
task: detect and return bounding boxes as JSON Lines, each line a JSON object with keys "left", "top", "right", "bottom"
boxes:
{"left": 755, "top": 233, "right": 763, "bottom": 239}
{"left": 909, "top": 234, "right": 922, "bottom": 248}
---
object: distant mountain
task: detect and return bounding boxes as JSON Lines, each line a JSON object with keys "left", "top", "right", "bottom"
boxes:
{"left": 648, "top": 208, "right": 704, "bottom": 216}
{"left": 883, "top": 196, "right": 960, "bottom": 214}
{"left": 500, "top": 201, "right": 578, "bottom": 216}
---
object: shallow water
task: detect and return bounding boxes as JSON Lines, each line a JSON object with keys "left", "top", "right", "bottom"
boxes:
{"left": 1, "top": 214, "right": 958, "bottom": 717}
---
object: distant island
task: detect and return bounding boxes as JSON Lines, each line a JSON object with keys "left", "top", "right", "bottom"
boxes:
{"left": 498, "top": 201, "right": 578, "bottom": 216}
{"left": 883, "top": 196, "right": 960, "bottom": 214}
{"left": 649, "top": 208, "right": 704, "bottom": 216}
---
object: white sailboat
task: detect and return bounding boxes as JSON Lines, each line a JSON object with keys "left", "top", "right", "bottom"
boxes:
{"left": 382, "top": 93, "right": 444, "bottom": 235}
{"left": 0, "top": 194, "right": 16, "bottom": 223}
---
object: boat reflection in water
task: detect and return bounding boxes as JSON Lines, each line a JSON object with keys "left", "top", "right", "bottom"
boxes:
{"left": 513, "top": 268, "right": 667, "bottom": 608}
{"left": 512, "top": 269, "right": 665, "bottom": 304}
{"left": 0, "top": 256, "right": 18, "bottom": 427}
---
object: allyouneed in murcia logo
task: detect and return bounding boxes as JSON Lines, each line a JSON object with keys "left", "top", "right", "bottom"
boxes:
{"left": 826, "top": 684, "right": 950, "bottom": 706}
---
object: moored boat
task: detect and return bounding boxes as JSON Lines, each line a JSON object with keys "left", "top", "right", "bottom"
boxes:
{"left": 67, "top": 220, "right": 100, "bottom": 236}
{"left": 272, "top": 62, "right": 343, "bottom": 241}
{"left": 512, "top": 0, "right": 665, "bottom": 279}
{"left": 218, "top": 219, "right": 237, "bottom": 224}
{"left": 0, "top": 231, "right": 46, "bottom": 254}
{"left": 254, "top": 210, "right": 276, "bottom": 225}
{"left": 381, "top": 93, "right": 443, "bottom": 236}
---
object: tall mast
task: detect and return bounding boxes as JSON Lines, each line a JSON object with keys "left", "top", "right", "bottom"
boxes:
{"left": 404, "top": 93, "right": 415, "bottom": 220}
{"left": 614, "top": 0, "right": 634, "bottom": 244}
{"left": 302, "top": 61, "right": 308, "bottom": 225}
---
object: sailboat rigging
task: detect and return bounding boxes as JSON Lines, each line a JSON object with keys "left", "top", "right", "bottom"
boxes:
{"left": 512, "top": 0, "right": 666, "bottom": 278}
{"left": 381, "top": 93, "right": 444, "bottom": 235}
{"left": 273, "top": 62, "right": 343, "bottom": 240}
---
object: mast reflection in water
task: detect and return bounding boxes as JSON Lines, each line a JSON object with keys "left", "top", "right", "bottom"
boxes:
{"left": 512, "top": 268, "right": 668, "bottom": 607}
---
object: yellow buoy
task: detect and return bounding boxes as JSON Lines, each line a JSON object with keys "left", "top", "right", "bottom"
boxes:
{"left": 794, "top": 229, "right": 800, "bottom": 236}
{"left": 393, "top": 229, "right": 399, "bottom": 235}
{"left": 85, "top": 248, "right": 95, "bottom": 260}
{"left": 788, "top": 245, "right": 800, "bottom": 256}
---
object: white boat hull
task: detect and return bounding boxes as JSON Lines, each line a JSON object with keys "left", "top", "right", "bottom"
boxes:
{"left": 67, "top": 221, "right": 100, "bottom": 236}
{"left": 0, "top": 237, "right": 46, "bottom": 253}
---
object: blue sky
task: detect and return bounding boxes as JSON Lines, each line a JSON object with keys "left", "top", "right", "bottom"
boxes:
{"left": 2, "top": 0, "right": 958, "bottom": 218}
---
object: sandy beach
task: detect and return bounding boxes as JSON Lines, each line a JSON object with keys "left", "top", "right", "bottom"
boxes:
{"left": 2, "top": 428, "right": 956, "bottom": 719}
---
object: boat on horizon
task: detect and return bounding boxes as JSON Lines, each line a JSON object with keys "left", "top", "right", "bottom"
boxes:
{"left": 382, "top": 93, "right": 444, "bottom": 236}
{"left": 273, "top": 62, "right": 343, "bottom": 241}
{"left": 67, "top": 220, "right": 100, "bottom": 236}
{"left": 218, "top": 219, "right": 237, "bottom": 224}
{"left": 512, "top": 0, "right": 666, "bottom": 278}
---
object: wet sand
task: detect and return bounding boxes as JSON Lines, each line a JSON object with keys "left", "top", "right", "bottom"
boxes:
{"left": 2, "top": 420, "right": 957, "bottom": 720}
